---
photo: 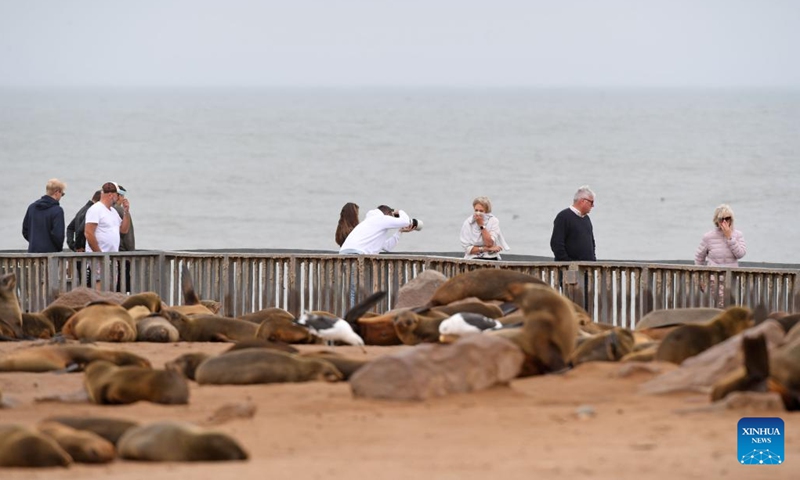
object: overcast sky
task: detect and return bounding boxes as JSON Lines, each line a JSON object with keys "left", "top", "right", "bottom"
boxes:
{"left": 0, "top": 0, "right": 798, "bottom": 88}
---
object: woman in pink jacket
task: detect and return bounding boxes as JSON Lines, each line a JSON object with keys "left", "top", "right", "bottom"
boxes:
{"left": 694, "top": 204, "right": 746, "bottom": 306}
{"left": 694, "top": 204, "right": 747, "bottom": 266}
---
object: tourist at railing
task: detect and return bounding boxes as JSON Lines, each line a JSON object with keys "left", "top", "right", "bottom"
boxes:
{"left": 21, "top": 178, "right": 67, "bottom": 253}
{"left": 339, "top": 205, "right": 420, "bottom": 255}
{"left": 335, "top": 202, "right": 360, "bottom": 247}
{"left": 694, "top": 204, "right": 747, "bottom": 306}
{"left": 459, "top": 196, "right": 509, "bottom": 260}
{"left": 550, "top": 185, "right": 597, "bottom": 262}
{"left": 85, "top": 182, "right": 132, "bottom": 289}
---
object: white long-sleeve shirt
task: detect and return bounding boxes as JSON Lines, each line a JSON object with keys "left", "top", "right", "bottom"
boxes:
{"left": 339, "top": 209, "right": 411, "bottom": 254}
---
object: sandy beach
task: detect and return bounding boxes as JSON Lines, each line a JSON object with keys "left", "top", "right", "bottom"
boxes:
{"left": 0, "top": 339, "right": 797, "bottom": 480}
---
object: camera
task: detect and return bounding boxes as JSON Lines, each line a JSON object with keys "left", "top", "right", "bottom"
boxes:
{"left": 411, "top": 218, "right": 424, "bottom": 231}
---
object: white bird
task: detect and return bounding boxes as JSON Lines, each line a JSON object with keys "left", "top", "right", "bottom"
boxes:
{"left": 295, "top": 313, "right": 366, "bottom": 352}
{"left": 438, "top": 312, "right": 503, "bottom": 337}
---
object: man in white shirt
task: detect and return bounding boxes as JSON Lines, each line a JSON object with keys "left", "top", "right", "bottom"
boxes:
{"left": 339, "top": 205, "right": 419, "bottom": 255}
{"left": 85, "top": 182, "right": 131, "bottom": 252}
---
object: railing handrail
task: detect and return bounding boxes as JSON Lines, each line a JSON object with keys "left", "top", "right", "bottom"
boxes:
{"left": 2, "top": 250, "right": 797, "bottom": 328}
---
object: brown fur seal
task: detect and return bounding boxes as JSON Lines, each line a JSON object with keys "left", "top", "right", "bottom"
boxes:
{"left": 422, "top": 269, "right": 547, "bottom": 309}
{"left": 136, "top": 313, "right": 180, "bottom": 342}
{"left": 21, "top": 312, "right": 56, "bottom": 339}
{"left": 492, "top": 283, "right": 578, "bottom": 376}
{"left": 635, "top": 307, "right": 723, "bottom": 330}
{"left": 570, "top": 327, "right": 635, "bottom": 366}
{"left": 37, "top": 421, "right": 116, "bottom": 463}
{"left": 61, "top": 301, "right": 137, "bottom": 342}
{"left": 165, "top": 311, "right": 258, "bottom": 342}
{"left": 712, "top": 329, "right": 800, "bottom": 410}
{"left": 0, "top": 424, "right": 72, "bottom": 467}
{"left": 0, "top": 344, "right": 151, "bottom": 372}
{"left": 655, "top": 307, "right": 753, "bottom": 364}
{"left": 120, "top": 291, "right": 163, "bottom": 313}
{"left": 84, "top": 360, "right": 189, "bottom": 405}
{"left": 300, "top": 350, "right": 370, "bottom": 380}
{"left": 0, "top": 272, "right": 24, "bottom": 338}
{"left": 431, "top": 300, "right": 505, "bottom": 319}
{"left": 225, "top": 338, "right": 299, "bottom": 354}
{"left": 392, "top": 309, "right": 449, "bottom": 345}
{"left": 195, "top": 348, "right": 343, "bottom": 385}
{"left": 117, "top": 420, "right": 248, "bottom": 462}
{"left": 43, "top": 416, "right": 139, "bottom": 444}
{"left": 255, "top": 316, "right": 315, "bottom": 344}
{"left": 40, "top": 304, "right": 77, "bottom": 333}
{"left": 165, "top": 352, "right": 212, "bottom": 381}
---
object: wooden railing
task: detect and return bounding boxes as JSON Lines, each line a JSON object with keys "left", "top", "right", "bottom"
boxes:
{"left": 1, "top": 251, "right": 797, "bottom": 328}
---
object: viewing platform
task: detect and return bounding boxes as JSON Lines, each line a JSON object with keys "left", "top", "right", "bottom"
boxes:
{"left": 1, "top": 249, "right": 797, "bottom": 328}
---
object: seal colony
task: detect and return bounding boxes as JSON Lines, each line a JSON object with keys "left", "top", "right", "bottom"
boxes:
{"left": 0, "top": 265, "right": 797, "bottom": 471}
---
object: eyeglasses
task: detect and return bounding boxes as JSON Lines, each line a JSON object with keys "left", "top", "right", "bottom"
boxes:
{"left": 60, "top": 191, "right": 66, "bottom": 196}
{"left": 583, "top": 198, "right": 594, "bottom": 206}
{"left": 720, "top": 217, "right": 732, "bottom": 222}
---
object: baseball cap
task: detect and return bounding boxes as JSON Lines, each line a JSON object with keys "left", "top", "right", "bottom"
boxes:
{"left": 102, "top": 182, "right": 127, "bottom": 196}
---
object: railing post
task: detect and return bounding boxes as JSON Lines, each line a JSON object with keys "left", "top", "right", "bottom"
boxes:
{"left": 562, "top": 264, "right": 582, "bottom": 309}
{"left": 46, "top": 255, "right": 60, "bottom": 309}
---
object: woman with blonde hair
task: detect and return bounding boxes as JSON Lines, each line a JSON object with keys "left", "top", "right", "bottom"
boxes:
{"left": 694, "top": 204, "right": 747, "bottom": 267}
{"left": 459, "top": 196, "right": 510, "bottom": 260}
{"left": 335, "top": 202, "right": 360, "bottom": 247}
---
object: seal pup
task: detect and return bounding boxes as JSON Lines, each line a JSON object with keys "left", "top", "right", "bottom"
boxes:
{"left": 43, "top": 416, "right": 139, "bottom": 444}
{"left": 0, "top": 344, "right": 151, "bottom": 372}
{"left": 710, "top": 334, "right": 771, "bottom": 403}
{"left": 194, "top": 348, "right": 343, "bottom": 385}
{"left": 418, "top": 269, "right": 547, "bottom": 310}
{"left": 84, "top": 360, "right": 190, "bottom": 405}
{"left": 0, "top": 272, "right": 24, "bottom": 338}
{"left": 494, "top": 282, "right": 579, "bottom": 376}
{"left": 136, "top": 312, "right": 180, "bottom": 342}
{"left": 655, "top": 307, "right": 753, "bottom": 364}
{"left": 0, "top": 424, "right": 72, "bottom": 467}
{"left": 37, "top": 421, "right": 116, "bottom": 464}
{"left": 117, "top": 421, "right": 248, "bottom": 462}
{"left": 569, "top": 327, "right": 635, "bottom": 366}
{"left": 164, "top": 310, "right": 258, "bottom": 342}
{"left": 237, "top": 306, "right": 295, "bottom": 325}
{"left": 61, "top": 301, "right": 137, "bottom": 342}
{"left": 392, "top": 309, "right": 449, "bottom": 345}
{"left": 255, "top": 316, "right": 316, "bottom": 344}
{"left": 39, "top": 304, "right": 77, "bottom": 333}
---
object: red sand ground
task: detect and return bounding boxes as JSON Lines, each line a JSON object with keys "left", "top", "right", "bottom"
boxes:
{"left": 0, "top": 340, "right": 797, "bottom": 480}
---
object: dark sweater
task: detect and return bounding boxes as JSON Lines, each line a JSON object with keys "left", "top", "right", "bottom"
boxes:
{"left": 550, "top": 208, "right": 596, "bottom": 261}
{"left": 22, "top": 195, "right": 65, "bottom": 253}
{"left": 66, "top": 200, "right": 94, "bottom": 251}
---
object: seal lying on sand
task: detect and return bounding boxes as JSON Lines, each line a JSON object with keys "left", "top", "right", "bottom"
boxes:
{"left": 37, "top": 421, "right": 116, "bottom": 464}
{"left": 0, "top": 344, "right": 151, "bottom": 372}
{"left": 84, "top": 360, "right": 189, "bottom": 405}
{"left": 194, "top": 348, "right": 342, "bottom": 385}
{"left": 43, "top": 415, "right": 140, "bottom": 445}
{"left": 61, "top": 301, "right": 137, "bottom": 342}
{"left": 117, "top": 421, "right": 248, "bottom": 462}
{"left": 0, "top": 424, "right": 72, "bottom": 467}
{"left": 655, "top": 307, "right": 753, "bottom": 364}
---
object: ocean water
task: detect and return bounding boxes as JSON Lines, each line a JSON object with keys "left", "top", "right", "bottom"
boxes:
{"left": 1, "top": 87, "right": 798, "bottom": 264}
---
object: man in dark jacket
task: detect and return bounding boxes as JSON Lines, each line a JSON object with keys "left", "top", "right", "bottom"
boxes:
{"left": 550, "top": 185, "right": 597, "bottom": 262}
{"left": 66, "top": 190, "right": 101, "bottom": 252}
{"left": 22, "top": 178, "right": 67, "bottom": 253}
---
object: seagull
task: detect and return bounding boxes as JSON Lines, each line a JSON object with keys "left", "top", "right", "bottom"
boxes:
{"left": 295, "top": 312, "right": 366, "bottom": 352}
{"left": 293, "top": 291, "right": 387, "bottom": 353}
{"left": 438, "top": 312, "right": 503, "bottom": 337}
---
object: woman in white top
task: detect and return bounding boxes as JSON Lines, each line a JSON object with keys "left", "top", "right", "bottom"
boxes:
{"left": 459, "top": 196, "right": 510, "bottom": 260}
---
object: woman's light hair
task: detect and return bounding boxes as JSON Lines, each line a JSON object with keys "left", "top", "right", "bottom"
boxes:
{"left": 713, "top": 204, "right": 734, "bottom": 226}
{"left": 472, "top": 196, "right": 492, "bottom": 213}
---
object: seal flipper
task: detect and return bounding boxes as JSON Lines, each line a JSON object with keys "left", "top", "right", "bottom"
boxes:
{"left": 710, "top": 334, "right": 770, "bottom": 402}
{"left": 344, "top": 291, "right": 387, "bottom": 334}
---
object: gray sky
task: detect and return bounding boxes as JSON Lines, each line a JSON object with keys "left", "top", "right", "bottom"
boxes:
{"left": 1, "top": 0, "right": 798, "bottom": 87}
